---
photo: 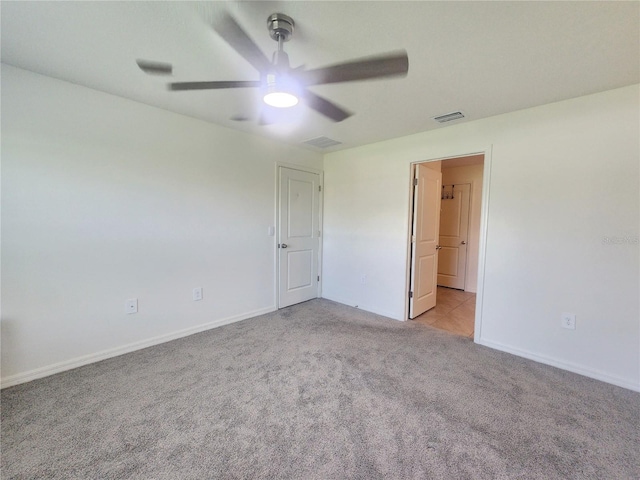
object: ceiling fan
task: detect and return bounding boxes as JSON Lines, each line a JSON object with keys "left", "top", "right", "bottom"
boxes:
{"left": 139, "top": 13, "right": 409, "bottom": 123}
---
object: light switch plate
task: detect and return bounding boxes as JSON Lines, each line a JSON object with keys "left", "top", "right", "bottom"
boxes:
{"left": 193, "top": 287, "right": 203, "bottom": 301}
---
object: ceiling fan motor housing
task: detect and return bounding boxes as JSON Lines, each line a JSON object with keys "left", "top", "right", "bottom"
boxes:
{"left": 268, "top": 13, "right": 294, "bottom": 42}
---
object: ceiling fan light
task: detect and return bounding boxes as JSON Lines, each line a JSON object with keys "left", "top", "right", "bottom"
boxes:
{"left": 263, "top": 73, "right": 299, "bottom": 108}
{"left": 263, "top": 91, "right": 299, "bottom": 108}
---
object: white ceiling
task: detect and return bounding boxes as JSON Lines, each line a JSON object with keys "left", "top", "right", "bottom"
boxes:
{"left": 2, "top": 1, "right": 638, "bottom": 152}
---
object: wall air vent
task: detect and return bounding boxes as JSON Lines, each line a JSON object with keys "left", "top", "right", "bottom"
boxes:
{"left": 433, "top": 111, "right": 465, "bottom": 123}
{"left": 303, "top": 136, "right": 342, "bottom": 149}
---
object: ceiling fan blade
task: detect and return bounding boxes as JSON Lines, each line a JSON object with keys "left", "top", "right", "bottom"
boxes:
{"left": 169, "top": 81, "right": 261, "bottom": 91}
{"left": 303, "top": 91, "right": 352, "bottom": 122}
{"left": 136, "top": 59, "right": 173, "bottom": 75}
{"left": 296, "top": 51, "right": 408, "bottom": 86}
{"left": 212, "top": 13, "right": 271, "bottom": 73}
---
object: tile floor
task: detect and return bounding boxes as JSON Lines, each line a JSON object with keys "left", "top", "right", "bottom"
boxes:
{"left": 413, "top": 286, "right": 476, "bottom": 338}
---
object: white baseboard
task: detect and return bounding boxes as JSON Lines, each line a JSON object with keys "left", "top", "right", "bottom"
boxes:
{"left": 477, "top": 337, "right": 640, "bottom": 393}
{"left": 1, "top": 305, "right": 277, "bottom": 389}
{"left": 320, "top": 294, "right": 402, "bottom": 321}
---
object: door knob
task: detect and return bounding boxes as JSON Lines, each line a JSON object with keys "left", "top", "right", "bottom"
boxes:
{"left": 461, "top": 241, "right": 466, "bottom": 245}
{"left": 280, "top": 243, "right": 288, "bottom": 249}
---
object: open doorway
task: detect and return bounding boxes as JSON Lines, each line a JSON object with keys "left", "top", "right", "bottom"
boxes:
{"left": 407, "top": 154, "right": 485, "bottom": 338}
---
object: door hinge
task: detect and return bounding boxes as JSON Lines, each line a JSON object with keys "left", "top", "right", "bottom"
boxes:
{"left": 319, "top": 185, "right": 322, "bottom": 192}
{"left": 413, "top": 178, "right": 418, "bottom": 186}
{"left": 318, "top": 230, "right": 321, "bottom": 237}
{"left": 317, "top": 275, "right": 320, "bottom": 281}
{"left": 409, "top": 291, "right": 413, "bottom": 298}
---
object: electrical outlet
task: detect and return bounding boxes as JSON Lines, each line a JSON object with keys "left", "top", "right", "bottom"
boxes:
{"left": 126, "top": 298, "right": 138, "bottom": 314}
{"left": 561, "top": 312, "right": 576, "bottom": 330}
{"left": 360, "top": 274, "right": 367, "bottom": 285}
{"left": 193, "top": 287, "right": 203, "bottom": 301}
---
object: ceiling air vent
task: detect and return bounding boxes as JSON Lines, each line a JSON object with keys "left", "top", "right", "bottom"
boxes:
{"left": 303, "top": 136, "right": 342, "bottom": 149}
{"left": 433, "top": 111, "right": 465, "bottom": 123}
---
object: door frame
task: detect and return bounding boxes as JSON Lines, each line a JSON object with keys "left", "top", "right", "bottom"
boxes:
{"left": 275, "top": 162, "right": 324, "bottom": 309}
{"left": 404, "top": 147, "right": 492, "bottom": 344}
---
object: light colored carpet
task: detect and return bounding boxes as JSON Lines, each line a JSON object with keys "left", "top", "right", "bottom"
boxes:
{"left": 2, "top": 299, "right": 639, "bottom": 479}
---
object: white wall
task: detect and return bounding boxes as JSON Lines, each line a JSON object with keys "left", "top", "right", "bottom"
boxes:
{"left": 1, "top": 64, "right": 323, "bottom": 386}
{"left": 441, "top": 163, "right": 484, "bottom": 293}
{"left": 323, "top": 85, "right": 640, "bottom": 391}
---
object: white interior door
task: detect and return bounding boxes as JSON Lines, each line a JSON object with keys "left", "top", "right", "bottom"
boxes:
{"left": 278, "top": 167, "right": 320, "bottom": 308}
{"left": 437, "top": 183, "right": 470, "bottom": 290}
{"left": 409, "top": 164, "right": 442, "bottom": 319}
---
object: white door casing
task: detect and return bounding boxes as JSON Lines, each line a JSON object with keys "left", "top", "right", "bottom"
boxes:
{"left": 278, "top": 167, "right": 320, "bottom": 308}
{"left": 409, "top": 164, "right": 442, "bottom": 319}
{"left": 437, "top": 183, "right": 470, "bottom": 290}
